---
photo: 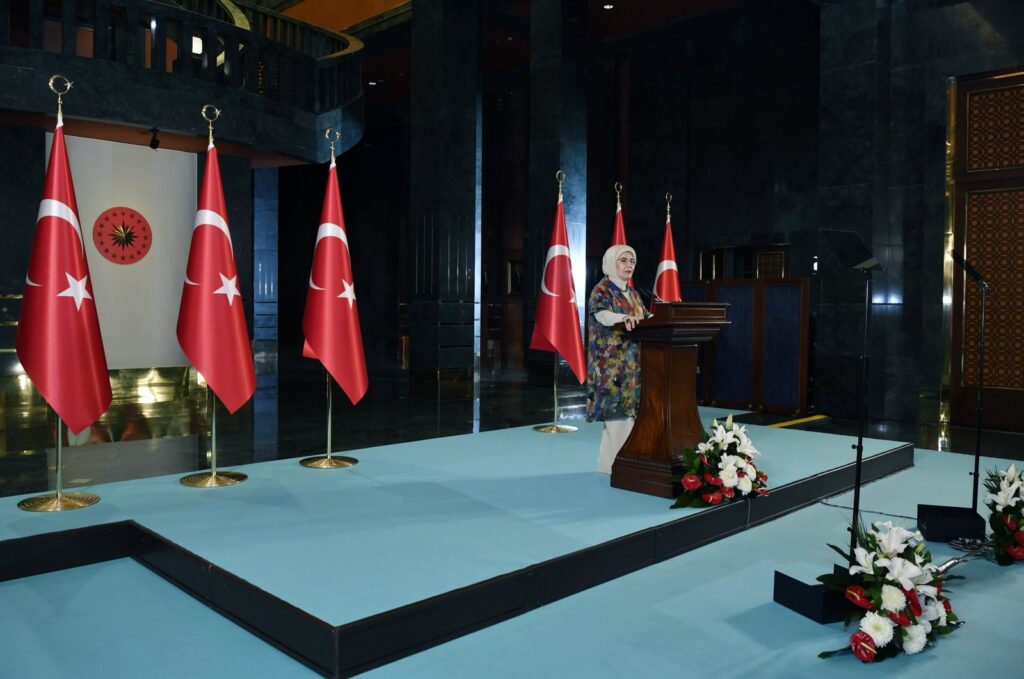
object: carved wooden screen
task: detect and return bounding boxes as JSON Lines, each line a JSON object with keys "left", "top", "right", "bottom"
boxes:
{"left": 950, "top": 72, "right": 1024, "bottom": 430}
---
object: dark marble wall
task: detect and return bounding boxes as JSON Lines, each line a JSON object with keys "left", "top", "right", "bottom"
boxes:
{"left": 0, "top": 123, "right": 45, "bottom": 373}
{"left": 407, "top": 0, "right": 481, "bottom": 375}
{"left": 589, "top": 0, "right": 820, "bottom": 295}
{"left": 817, "top": 0, "right": 1024, "bottom": 421}
{"left": 525, "top": 0, "right": 589, "bottom": 383}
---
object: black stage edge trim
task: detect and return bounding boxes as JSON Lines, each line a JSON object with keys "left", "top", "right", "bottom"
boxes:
{"left": 749, "top": 442, "right": 915, "bottom": 527}
{"left": 0, "top": 443, "right": 914, "bottom": 678}
{"left": 0, "top": 521, "right": 130, "bottom": 582}
{"left": 128, "top": 522, "right": 338, "bottom": 677}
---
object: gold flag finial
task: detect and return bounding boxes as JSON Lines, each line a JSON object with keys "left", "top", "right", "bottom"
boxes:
{"left": 48, "top": 75, "right": 72, "bottom": 124}
{"left": 201, "top": 104, "right": 220, "bottom": 146}
{"left": 555, "top": 170, "right": 565, "bottom": 201}
{"left": 325, "top": 127, "right": 341, "bottom": 165}
{"left": 614, "top": 181, "right": 623, "bottom": 209}
{"left": 665, "top": 192, "right": 672, "bottom": 220}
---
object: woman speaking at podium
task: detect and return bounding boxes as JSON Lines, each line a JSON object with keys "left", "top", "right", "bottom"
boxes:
{"left": 586, "top": 245, "right": 650, "bottom": 474}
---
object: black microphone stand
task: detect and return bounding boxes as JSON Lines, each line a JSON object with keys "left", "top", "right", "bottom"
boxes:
{"left": 918, "top": 251, "right": 987, "bottom": 542}
{"left": 849, "top": 267, "right": 873, "bottom": 561}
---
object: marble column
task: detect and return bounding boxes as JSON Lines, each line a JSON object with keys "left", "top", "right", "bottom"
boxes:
{"left": 525, "top": 0, "right": 588, "bottom": 383}
{"left": 407, "top": 0, "right": 482, "bottom": 389}
{"left": 814, "top": 0, "right": 893, "bottom": 420}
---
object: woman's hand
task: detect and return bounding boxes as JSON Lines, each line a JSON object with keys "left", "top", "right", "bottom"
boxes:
{"left": 623, "top": 315, "right": 642, "bottom": 331}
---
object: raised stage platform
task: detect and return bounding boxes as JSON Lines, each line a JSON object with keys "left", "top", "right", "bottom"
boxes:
{"left": 0, "top": 408, "right": 914, "bottom": 677}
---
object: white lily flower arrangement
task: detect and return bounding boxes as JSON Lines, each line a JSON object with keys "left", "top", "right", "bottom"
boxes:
{"left": 983, "top": 464, "right": 1024, "bottom": 565}
{"left": 818, "top": 520, "right": 961, "bottom": 664}
{"left": 672, "top": 415, "right": 768, "bottom": 509}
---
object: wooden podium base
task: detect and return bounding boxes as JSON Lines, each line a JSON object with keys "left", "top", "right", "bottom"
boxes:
{"left": 608, "top": 302, "right": 729, "bottom": 498}
{"left": 610, "top": 455, "right": 684, "bottom": 498}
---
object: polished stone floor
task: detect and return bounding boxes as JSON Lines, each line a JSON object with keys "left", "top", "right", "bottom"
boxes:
{"left": 0, "top": 346, "right": 1021, "bottom": 499}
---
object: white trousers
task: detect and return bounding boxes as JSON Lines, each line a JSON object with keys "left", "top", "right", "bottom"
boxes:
{"left": 597, "top": 417, "right": 635, "bottom": 474}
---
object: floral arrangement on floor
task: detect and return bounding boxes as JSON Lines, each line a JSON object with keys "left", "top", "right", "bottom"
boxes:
{"left": 671, "top": 415, "right": 768, "bottom": 508}
{"left": 818, "top": 521, "right": 962, "bottom": 663}
{"left": 984, "top": 463, "right": 1024, "bottom": 565}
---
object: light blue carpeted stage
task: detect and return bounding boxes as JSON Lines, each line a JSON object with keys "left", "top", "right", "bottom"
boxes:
{"left": 2, "top": 408, "right": 986, "bottom": 678}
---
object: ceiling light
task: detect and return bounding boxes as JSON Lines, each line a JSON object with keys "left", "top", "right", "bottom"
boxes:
{"left": 603, "top": 3, "right": 614, "bottom": 9}
{"left": 368, "top": 80, "right": 377, "bottom": 86}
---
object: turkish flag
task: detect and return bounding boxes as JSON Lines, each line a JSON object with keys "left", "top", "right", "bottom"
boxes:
{"left": 176, "top": 144, "right": 256, "bottom": 414}
{"left": 611, "top": 202, "right": 634, "bottom": 287}
{"left": 302, "top": 161, "right": 368, "bottom": 405}
{"left": 611, "top": 203, "right": 627, "bottom": 246}
{"left": 16, "top": 119, "right": 112, "bottom": 434}
{"left": 529, "top": 194, "right": 586, "bottom": 384}
{"left": 653, "top": 218, "right": 682, "bottom": 304}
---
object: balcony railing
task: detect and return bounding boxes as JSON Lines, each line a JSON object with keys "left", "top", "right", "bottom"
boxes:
{"left": 1, "top": 0, "right": 361, "bottom": 118}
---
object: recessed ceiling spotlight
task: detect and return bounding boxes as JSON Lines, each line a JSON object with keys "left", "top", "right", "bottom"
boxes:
{"left": 368, "top": 80, "right": 377, "bottom": 86}
{"left": 603, "top": 3, "right": 614, "bottom": 9}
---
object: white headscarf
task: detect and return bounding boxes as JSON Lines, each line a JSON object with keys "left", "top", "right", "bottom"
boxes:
{"left": 602, "top": 244, "right": 636, "bottom": 290}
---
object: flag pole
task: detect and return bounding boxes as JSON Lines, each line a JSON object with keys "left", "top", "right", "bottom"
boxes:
{"left": 19, "top": 413, "right": 101, "bottom": 511}
{"left": 533, "top": 169, "right": 578, "bottom": 434}
{"left": 181, "top": 384, "right": 248, "bottom": 487}
{"left": 18, "top": 76, "right": 102, "bottom": 512}
{"left": 300, "top": 127, "right": 358, "bottom": 469}
{"left": 300, "top": 368, "right": 358, "bottom": 468}
{"left": 177, "top": 107, "right": 249, "bottom": 488}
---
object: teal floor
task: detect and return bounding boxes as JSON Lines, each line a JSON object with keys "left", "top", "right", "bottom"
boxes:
{"left": 0, "top": 410, "right": 971, "bottom": 678}
{"left": 0, "top": 407, "right": 902, "bottom": 627}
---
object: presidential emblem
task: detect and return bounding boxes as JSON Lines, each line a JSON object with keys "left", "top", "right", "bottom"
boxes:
{"left": 92, "top": 206, "right": 152, "bottom": 264}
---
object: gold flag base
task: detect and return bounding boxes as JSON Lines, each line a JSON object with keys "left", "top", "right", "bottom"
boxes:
{"left": 179, "top": 471, "right": 248, "bottom": 488}
{"left": 532, "top": 424, "right": 578, "bottom": 433}
{"left": 18, "top": 492, "right": 100, "bottom": 512}
{"left": 299, "top": 455, "right": 358, "bottom": 469}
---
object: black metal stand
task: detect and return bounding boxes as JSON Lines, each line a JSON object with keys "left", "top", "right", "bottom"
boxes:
{"left": 918, "top": 252, "right": 987, "bottom": 542}
{"left": 848, "top": 269, "right": 872, "bottom": 561}
{"left": 772, "top": 229, "right": 880, "bottom": 623}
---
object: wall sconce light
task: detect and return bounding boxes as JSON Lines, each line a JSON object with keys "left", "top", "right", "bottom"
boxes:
{"left": 149, "top": 128, "right": 160, "bottom": 151}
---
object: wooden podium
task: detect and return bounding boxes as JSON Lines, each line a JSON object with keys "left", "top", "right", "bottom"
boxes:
{"left": 610, "top": 301, "right": 729, "bottom": 498}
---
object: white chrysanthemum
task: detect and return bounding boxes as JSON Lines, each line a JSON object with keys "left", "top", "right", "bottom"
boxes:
{"left": 880, "top": 585, "right": 907, "bottom": 614}
{"left": 902, "top": 624, "right": 928, "bottom": 655}
{"left": 718, "top": 465, "right": 739, "bottom": 489}
{"left": 849, "top": 547, "right": 877, "bottom": 576}
{"left": 737, "top": 475, "right": 753, "bottom": 495}
{"left": 860, "top": 611, "right": 895, "bottom": 648}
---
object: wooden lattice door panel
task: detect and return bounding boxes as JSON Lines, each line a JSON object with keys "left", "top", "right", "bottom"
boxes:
{"left": 950, "top": 72, "right": 1024, "bottom": 430}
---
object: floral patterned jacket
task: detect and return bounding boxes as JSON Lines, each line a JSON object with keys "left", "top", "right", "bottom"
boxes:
{"left": 586, "top": 276, "right": 646, "bottom": 422}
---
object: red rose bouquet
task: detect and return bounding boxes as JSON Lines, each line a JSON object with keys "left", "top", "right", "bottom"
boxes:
{"left": 671, "top": 415, "right": 768, "bottom": 509}
{"left": 818, "top": 521, "right": 962, "bottom": 663}
{"left": 984, "top": 464, "right": 1024, "bottom": 565}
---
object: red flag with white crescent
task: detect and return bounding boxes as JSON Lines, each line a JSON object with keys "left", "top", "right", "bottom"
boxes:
{"left": 611, "top": 201, "right": 634, "bottom": 287}
{"left": 653, "top": 218, "right": 682, "bottom": 306}
{"left": 176, "top": 143, "right": 256, "bottom": 414}
{"left": 611, "top": 203, "right": 627, "bottom": 247}
{"left": 302, "top": 160, "right": 368, "bottom": 405}
{"left": 529, "top": 195, "right": 586, "bottom": 384}
{"left": 17, "top": 117, "right": 112, "bottom": 434}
